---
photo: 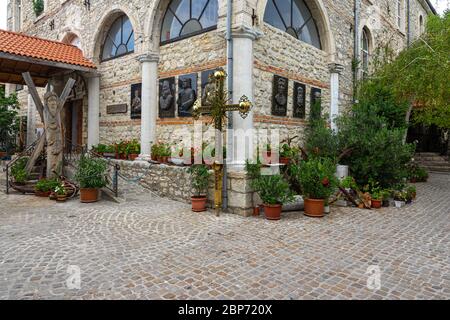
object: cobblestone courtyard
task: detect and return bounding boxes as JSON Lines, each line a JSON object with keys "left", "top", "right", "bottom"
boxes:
{"left": 0, "top": 172, "right": 449, "bottom": 300}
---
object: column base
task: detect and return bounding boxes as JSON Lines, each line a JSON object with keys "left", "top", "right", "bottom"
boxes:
{"left": 136, "top": 154, "right": 152, "bottom": 162}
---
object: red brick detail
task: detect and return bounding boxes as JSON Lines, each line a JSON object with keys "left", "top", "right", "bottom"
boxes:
{"left": 254, "top": 114, "right": 307, "bottom": 126}
{"left": 254, "top": 60, "right": 329, "bottom": 89}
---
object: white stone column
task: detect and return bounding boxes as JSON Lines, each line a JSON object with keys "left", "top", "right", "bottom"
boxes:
{"left": 230, "top": 26, "right": 261, "bottom": 169}
{"left": 87, "top": 74, "right": 100, "bottom": 149}
{"left": 137, "top": 53, "right": 159, "bottom": 160}
{"left": 26, "top": 94, "right": 36, "bottom": 146}
{"left": 328, "top": 63, "right": 344, "bottom": 132}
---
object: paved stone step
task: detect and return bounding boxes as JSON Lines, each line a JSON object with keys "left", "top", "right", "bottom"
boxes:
{"left": 417, "top": 161, "right": 450, "bottom": 166}
{"left": 422, "top": 166, "right": 450, "bottom": 172}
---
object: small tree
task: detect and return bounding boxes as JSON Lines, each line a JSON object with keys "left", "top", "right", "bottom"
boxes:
{"left": 188, "top": 164, "right": 210, "bottom": 198}
{"left": 32, "top": 0, "right": 44, "bottom": 16}
{"left": 0, "top": 86, "right": 19, "bottom": 154}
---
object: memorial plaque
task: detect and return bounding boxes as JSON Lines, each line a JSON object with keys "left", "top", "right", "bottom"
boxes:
{"left": 159, "top": 77, "right": 176, "bottom": 118}
{"left": 293, "top": 82, "right": 306, "bottom": 119}
{"left": 130, "top": 83, "right": 142, "bottom": 119}
{"left": 107, "top": 104, "right": 128, "bottom": 114}
{"left": 310, "top": 87, "right": 322, "bottom": 120}
{"left": 201, "top": 69, "right": 218, "bottom": 106}
{"left": 272, "top": 75, "right": 288, "bottom": 116}
{"left": 177, "top": 73, "right": 197, "bottom": 117}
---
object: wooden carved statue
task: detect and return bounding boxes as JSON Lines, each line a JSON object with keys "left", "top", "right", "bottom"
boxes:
{"left": 22, "top": 72, "right": 76, "bottom": 179}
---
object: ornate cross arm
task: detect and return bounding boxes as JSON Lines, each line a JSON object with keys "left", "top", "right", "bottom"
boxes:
{"left": 192, "top": 95, "right": 252, "bottom": 120}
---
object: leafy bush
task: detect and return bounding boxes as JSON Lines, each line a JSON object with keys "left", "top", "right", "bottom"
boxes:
{"left": 35, "top": 179, "right": 59, "bottom": 193}
{"left": 337, "top": 102, "right": 415, "bottom": 188}
{"left": 253, "top": 175, "right": 294, "bottom": 205}
{"left": 11, "top": 157, "right": 29, "bottom": 183}
{"left": 74, "top": 155, "right": 108, "bottom": 189}
{"left": 305, "top": 114, "right": 339, "bottom": 161}
{"left": 296, "top": 157, "right": 338, "bottom": 200}
{"left": 32, "top": 0, "right": 44, "bottom": 16}
{"left": 407, "top": 162, "right": 429, "bottom": 182}
{"left": 0, "top": 86, "right": 19, "bottom": 154}
{"left": 126, "top": 139, "right": 141, "bottom": 155}
{"left": 188, "top": 164, "right": 210, "bottom": 197}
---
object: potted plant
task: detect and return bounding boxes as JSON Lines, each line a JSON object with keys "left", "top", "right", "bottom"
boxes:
{"left": 159, "top": 143, "right": 171, "bottom": 164}
{"left": 279, "top": 144, "right": 292, "bottom": 165}
{"left": 253, "top": 174, "right": 294, "bottom": 220}
{"left": 103, "top": 145, "right": 116, "bottom": 159}
{"left": 74, "top": 155, "right": 108, "bottom": 203}
{"left": 371, "top": 190, "right": 383, "bottom": 209}
{"left": 188, "top": 164, "right": 210, "bottom": 212}
{"left": 54, "top": 183, "right": 67, "bottom": 202}
{"left": 35, "top": 178, "right": 59, "bottom": 197}
{"left": 406, "top": 185, "right": 417, "bottom": 200}
{"left": 297, "top": 157, "right": 338, "bottom": 217}
{"left": 115, "top": 141, "right": 128, "bottom": 160}
{"left": 151, "top": 143, "right": 159, "bottom": 162}
{"left": 126, "top": 139, "right": 141, "bottom": 161}
{"left": 393, "top": 190, "right": 407, "bottom": 208}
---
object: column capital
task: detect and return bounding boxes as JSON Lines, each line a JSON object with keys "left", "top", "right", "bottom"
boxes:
{"left": 230, "top": 25, "right": 264, "bottom": 40}
{"left": 84, "top": 72, "right": 101, "bottom": 79}
{"left": 328, "top": 63, "right": 345, "bottom": 74}
{"left": 137, "top": 53, "right": 159, "bottom": 63}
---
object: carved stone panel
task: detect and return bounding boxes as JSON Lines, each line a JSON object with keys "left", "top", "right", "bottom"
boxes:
{"left": 201, "top": 69, "right": 217, "bottom": 106}
{"left": 272, "top": 75, "right": 288, "bottom": 116}
{"left": 107, "top": 104, "right": 128, "bottom": 114}
{"left": 130, "top": 83, "right": 142, "bottom": 119}
{"left": 293, "top": 82, "right": 306, "bottom": 119}
{"left": 310, "top": 87, "right": 322, "bottom": 120}
{"left": 159, "top": 77, "right": 176, "bottom": 118}
{"left": 177, "top": 73, "right": 197, "bottom": 117}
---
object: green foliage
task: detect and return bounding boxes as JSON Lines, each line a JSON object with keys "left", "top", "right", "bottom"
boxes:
{"left": 54, "top": 183, "right": 66, "bottom": 196}
{"left": 296, "top": 157, "right": 338, "bottom": 200}
{"left": 126, "top": 139, "right": 141, "bottom": 155}
{"left": 305, "top": 113, "right": 339, "bottom": 160}
{"left": 151, "top": 142, "right": 171, "bottom": 157}
{"left": 74, "top": 155, "right": 108, "bottom": 189}
{"left": 252, "top": 174, "right": 294, "bottom": 205}
{"left": 365, "top": 13, "right": 450, "bottom": 129}
{"left": 11, "top": 157, "right": 28, "bottom": 183}
{"left": 188, "top": 164, "right": 210, "bottom": 197}
{"left": 32, "top": 0, "right": 44, "bottom": 16}
{"left": 407, "top": 161, "right": 429, "bottom": 182}
{"left": 0, "top": 86, "right": 19, "bottom": 153}
{"left": 35, "top": 179, "right": 59, "bottom": 193}
{"left": 337, "top": 102, "right": 415, "bottom": 188}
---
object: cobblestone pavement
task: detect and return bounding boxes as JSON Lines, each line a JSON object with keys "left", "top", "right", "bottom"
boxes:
{"left": 0, "top": 172, "right": 449, "bottom": 300}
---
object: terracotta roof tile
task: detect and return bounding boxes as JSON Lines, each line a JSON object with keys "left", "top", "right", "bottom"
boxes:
{"left": 0, "top": 29, "right": 96, "bottom": 69}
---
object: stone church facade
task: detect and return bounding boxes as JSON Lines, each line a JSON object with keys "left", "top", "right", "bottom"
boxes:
{"left": 4, "top": 0, "right": 435, "bottom": 213}
{"left": 6, "top": 0, "right": 435, "bottom": 150}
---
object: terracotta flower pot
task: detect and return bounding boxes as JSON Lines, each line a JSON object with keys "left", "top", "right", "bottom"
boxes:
{"left": 0, "top": 151, "right": 7, "bottom": 159}
{"left": 304, "top": 198, "right": 325, "bottom": 217}
{"left": 151, "top": 154, "right": 157, "bottom": 161}
{"left": 49, "top": 192, "right": 57, "bottom": 200}
{"left": 253, "top": 206, "right": 260, "bottom": 216}
{"left": 279, "top": 157, "right": 290, "bottom": 165}
{"left": 56, "top": 194, "right": 67, "bottom": 202}
{"left": 161, "top": 156, "right": 169, "bottom": 163}
{"left": 128, "top": 154, "right": 139, "bottom": 161}
{"left": 80, "top": 188, "right": 99, "bottom": 203}
{"left": 264, "top": 204, "right": 282, "bottom": 220}
{"left": 191, "top": 196, "right": 207, "bottom": 212}
{"left": 35, "top": 190, "right": 51, "bottom": 197}
{"left": 371, "top": 199, "right": 382, "bottom": 209}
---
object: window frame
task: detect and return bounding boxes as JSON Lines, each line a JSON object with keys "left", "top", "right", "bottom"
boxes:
{"left": 160, "top": 0, "right": 219, "bottom": 46}
{"left": 263, "top": 0, "right": 322, "bottom": 50}
{"left": 100, "top": 15, "right": 135, "bottom": 62}
{"left": 360, "top": 27, "right": 370, "bottom": 78}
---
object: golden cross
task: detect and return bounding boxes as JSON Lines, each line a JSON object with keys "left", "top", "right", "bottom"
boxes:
{"left": 192, "top": 68, "right": 252, "bottom": 216}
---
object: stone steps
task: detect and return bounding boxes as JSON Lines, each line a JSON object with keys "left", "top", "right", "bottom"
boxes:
{"left": 415, "top": 152, "right": 450, "bottom": 173}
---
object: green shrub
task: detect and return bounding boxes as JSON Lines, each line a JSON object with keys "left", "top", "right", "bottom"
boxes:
{"left": 74, "top": 155, "right": 108, "bottom": 189}
{"left": 32, "top": 0, "right": 44, "bottom": 16}
{"left": 126, "top": 139, "right": 140, "bottom": 155}
{"left": 35, "top": 179, "right": 59, "bottom": 193}
{"left": 188, "top": 164, "right": 210, "bottom": 197}
{"left": 296, "top": 157, "right": 338, "bottom": 200}
{"left": 253, "top": 174, "right": 294, "bottom": 205}
{"left": 11, "top": 157, "right": 29, "bottom": 183}
{"left": 337, "top": 103, "right": 415, "bottom": 188}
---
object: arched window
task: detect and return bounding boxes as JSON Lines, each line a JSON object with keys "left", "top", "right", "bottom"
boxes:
{"left": 263, "top": 0, "right": 321, "bottom": 49}
{"left": 396, "top": 0, "right": 403, "bottom": 29}
{"left": 161, "top": 0, "right": 218, "bottom": 44}
{"left": 361, "top": 28, "right": 370, "bottom": 77}
{"left": 101, "top": 15, "right": 135, "bottom": 61}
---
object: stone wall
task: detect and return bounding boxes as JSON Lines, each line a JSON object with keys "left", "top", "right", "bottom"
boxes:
{"left": 114, "top": 160, "right": 254, "bottom": 216}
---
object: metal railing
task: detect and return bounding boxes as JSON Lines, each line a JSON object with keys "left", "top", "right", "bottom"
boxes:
{"left": 4, "top": 138, "right": 43, "bottom": 194}
{"left": 63, "top": 139, "right": 120, "bottom": 197}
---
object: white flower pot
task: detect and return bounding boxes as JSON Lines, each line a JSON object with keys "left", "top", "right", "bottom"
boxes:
{"left": 394, "top": 200, "right": 405, "bottom": 208}
{"left": 324, "top": 205, "right": 331, "bottom": 214}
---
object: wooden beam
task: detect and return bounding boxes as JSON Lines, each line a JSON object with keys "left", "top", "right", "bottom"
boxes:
{"left": 0, "top": 52, "right": 96, "bottom": 74}
{"left": 22, "top": 72, "right": 44, "bottom": 121}
{"left": 58, "top": 77, "right": 76, "bottom": 107}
